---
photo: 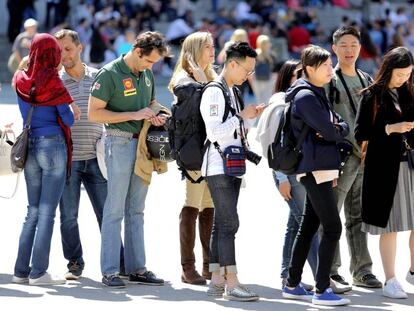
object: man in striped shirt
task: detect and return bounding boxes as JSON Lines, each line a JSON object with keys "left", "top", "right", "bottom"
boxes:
{"left": 55, "top": 29, "right": 124, "bottom": 280}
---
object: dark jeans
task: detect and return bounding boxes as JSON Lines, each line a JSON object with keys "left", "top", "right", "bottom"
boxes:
{"left": 272, "top": 172, "right": 319, "bottom": 278}
{"left": 206, "top": 175, "right": 241, "bottom": 275}
{"left": 60, "top": 158, "right": 125, "bottom": 271}
{"left": 60, "top": 158, "right": 112, "bottom": 267}
{"left": 287, "top": 173, "right": 342, "bottom": 293}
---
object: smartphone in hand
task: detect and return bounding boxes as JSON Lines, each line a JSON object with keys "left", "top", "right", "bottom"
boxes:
{"left": 186, "top": 53, "right": 197, "bottom": 68}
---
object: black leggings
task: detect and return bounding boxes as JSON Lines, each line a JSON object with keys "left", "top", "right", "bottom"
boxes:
{"left": 287, "top": 173, "right": 342, "bottom": 293}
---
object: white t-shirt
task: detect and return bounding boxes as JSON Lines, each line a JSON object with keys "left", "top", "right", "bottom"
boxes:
{"left": 200, "top": 85, "right": 248, "bottom": 177}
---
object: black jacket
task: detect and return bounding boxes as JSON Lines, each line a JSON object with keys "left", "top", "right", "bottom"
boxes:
{"left": 355, "top": 86, "right": 414, "bottom": 228}
{"left": 286, "top": 78, "right": 349, "bottom": 174}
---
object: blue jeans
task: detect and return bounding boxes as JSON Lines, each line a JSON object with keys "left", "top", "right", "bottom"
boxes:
{"left": 272, "top": 172, "right": 319, "bottom": 279}
{"left": 101, "top": 136, "right": 148, "bottom": 276}
{"left": 14, "top": 135, "right": 67, "bottom": 279}
{"left": 206, "top": 174, "right": 241, "bottom": 275}
{"left": 59, "top": 158, "right": 107, "bottom": 267}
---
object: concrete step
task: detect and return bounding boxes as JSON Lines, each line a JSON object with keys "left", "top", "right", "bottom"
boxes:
{"left": 0, "top": 35, "right": 13, "bottom": 83}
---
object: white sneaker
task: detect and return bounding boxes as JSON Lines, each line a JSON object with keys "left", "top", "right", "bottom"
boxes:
{"left": 29, "top": 272, "right": 66, "bottom": 286}
{"left": 12, "top": 275, "right": 29, "bottom": 284}
{"left": 406, "top": 270, "right": 414, "bottom": 285}
{"left": 383, "top": 277, "right": 407, "bottom": 299}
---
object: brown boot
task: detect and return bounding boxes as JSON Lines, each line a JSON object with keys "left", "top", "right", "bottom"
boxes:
{"left": 180, "top": 206, "right": 206, "bottom": 285}
{"left": 199, "top": 208, "right": 214, "bottom": 280}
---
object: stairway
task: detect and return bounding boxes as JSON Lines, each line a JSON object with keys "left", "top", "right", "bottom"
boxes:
{"left": 0, "top": 35, "right": 13, "bottom": 83}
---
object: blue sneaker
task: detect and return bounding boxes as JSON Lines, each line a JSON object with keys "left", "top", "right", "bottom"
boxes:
{"left": 282, "top": 284, "right": 313, "bottom": 301}
{"left": 312, "top": 288, "right": 351, "bottom": 306}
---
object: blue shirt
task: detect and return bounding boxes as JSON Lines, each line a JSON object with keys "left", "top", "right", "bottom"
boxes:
{"left": 17, "top": 96, "right": 74, "bottom": 137}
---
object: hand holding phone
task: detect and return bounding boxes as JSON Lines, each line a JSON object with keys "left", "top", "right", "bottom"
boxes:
{"left": 186, "top": 53, "right": 198, "bottom": 69}
{"left": 185, "top": 52, "right": 208, "bottom": 83}
{"left": 255, "top": 103, "right": 269, "bottom": 116}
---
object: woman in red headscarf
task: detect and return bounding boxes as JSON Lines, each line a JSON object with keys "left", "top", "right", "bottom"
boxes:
{"left": 12, "top": 33, "right": 74, "bottom": 286}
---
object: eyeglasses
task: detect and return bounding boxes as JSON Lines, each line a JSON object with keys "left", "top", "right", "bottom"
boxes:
{"left": 235, "top": 60, "right": 255, "bottom": 76}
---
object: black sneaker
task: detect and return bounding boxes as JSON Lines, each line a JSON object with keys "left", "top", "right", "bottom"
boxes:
{"left": 330, "top": 274, "right": 349, "bottom": 286}
{"left": 353, "top": 273, "right": 382, "bottom": 288}
{"left": 129, "top": 271, "right": 164, "bottom": 286}
{"left": 102, "top": 275, "right": 126, "bottom": 288}
{"left": 65, "top": 260, "right": 84, "bottom": 280}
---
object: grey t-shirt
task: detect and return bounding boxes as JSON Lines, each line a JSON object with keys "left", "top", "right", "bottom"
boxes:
{"left": 12, "top": 32, "right": 35, "bottom": 58}
{"left": 328, "top": 70, "right": 370, "bottom": 157}
{"left": 60, "top": 65, "right": 104, "bottom": 161}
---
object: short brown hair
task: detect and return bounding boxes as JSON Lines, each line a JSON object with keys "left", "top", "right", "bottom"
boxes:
{"left": 54, "top": 29, "right": 81, "bottom": 46}
{"left": 133, "top": 31, "right": 169, "bottom": 57}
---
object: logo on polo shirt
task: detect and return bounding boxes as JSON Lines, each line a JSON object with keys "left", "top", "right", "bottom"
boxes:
{"left": 92, "top": 82, "right": 101, "bottom": 91}
{"left": 145, "top": 76, "right": 151, "bottom": 87}
{"left": 123, "top": 78, "right": 137, "bottom": 96}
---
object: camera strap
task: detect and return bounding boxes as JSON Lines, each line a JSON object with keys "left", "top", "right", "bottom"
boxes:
{"left": 335, "top": 67, "right": 366, "bottom": 116}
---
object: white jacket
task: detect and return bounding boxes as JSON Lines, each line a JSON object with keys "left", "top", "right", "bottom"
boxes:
{"left": 200, "top": 84, "right": 254, "bottom": 177}
{"left": 255, "top": 92, "right": 287, "bottom": 159}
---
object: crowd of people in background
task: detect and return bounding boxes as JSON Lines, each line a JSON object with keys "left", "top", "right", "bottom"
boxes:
{"left": 8, "top": 1, "right": 414, "bottom": 82}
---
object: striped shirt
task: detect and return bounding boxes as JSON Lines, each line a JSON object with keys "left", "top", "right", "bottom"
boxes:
{"left": 60, "top": 65, "right": 104, "bottom": 161}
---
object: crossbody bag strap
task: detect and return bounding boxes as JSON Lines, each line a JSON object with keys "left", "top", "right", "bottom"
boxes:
{"left": 336, "top": 67, "right": 368, "bottom": 116}
{"left": 336, "top": 68, "right": 357, "bottom": 115}
{"left": 25, "top": 83, "right": 37, "bottom": 129}
{"left": 203, "top": 81, "right": 235, "bottom": 123}
{"left": 25, "top": 105, "right": 35, "bottom": 129}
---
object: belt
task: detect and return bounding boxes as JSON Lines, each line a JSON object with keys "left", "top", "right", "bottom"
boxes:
{"left": 106, "top": 129, "right": 139, "bottom": 139}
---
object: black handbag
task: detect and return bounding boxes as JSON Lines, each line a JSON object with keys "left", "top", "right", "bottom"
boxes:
{"left": 403, "top": 135, "right": 414, "bottom": 170}
{"left": 10, "top": 105, "right": 34, "bottom": 173}
{"left": 337, "top": 140, "right": 353, "bottom": 170}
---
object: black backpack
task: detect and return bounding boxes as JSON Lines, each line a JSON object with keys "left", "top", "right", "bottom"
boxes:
{"left": 267, "top": 86, "right": 326, "bottom": 175}
{"left": 168, "top": 80, "right": 240, "bottom": 183}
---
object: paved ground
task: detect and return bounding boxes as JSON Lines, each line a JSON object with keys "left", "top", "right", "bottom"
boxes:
{"left": 0, "top": 83, "right": 414, "bottom": 310}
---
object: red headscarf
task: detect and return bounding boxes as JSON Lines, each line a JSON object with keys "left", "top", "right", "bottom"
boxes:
{"left": 14, "top": 33, "right": 74, "bottom": 177}
{"left": 14, "top": 33, "right": 73, "bottom": 105}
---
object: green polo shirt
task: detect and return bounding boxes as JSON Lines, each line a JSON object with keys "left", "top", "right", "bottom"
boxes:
{"left": 91, "top": 55, "right": 155, "bottom": 133}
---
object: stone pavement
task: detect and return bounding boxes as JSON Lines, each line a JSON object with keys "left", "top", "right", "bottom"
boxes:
{"left": 0, "top": 83, "right": 413, "bottom": 311}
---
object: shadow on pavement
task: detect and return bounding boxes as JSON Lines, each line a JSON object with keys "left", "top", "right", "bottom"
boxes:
{"left": 1, "top": 274, "right": 414, "bottom": 310}
{"left": 0, "top": 274, "right": 43, "bottom": 298}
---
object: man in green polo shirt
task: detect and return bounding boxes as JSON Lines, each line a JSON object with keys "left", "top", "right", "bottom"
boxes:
{"left": 88, "top": 31, "right": 169, "bottom": 288}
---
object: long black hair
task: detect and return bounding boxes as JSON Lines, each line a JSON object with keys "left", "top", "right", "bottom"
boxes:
{"left": 274, "top": 59, "right": 301, "bottom": 93}
{"left": 364, "top": 46, "right": 414, "bottom": 97}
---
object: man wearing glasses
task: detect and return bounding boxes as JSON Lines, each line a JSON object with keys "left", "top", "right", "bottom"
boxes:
{"left": 200, "top": 41, "right": 266, "bottom": 301}
{"left": 88, "top": 31, "right": 169, "bottom": 288}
